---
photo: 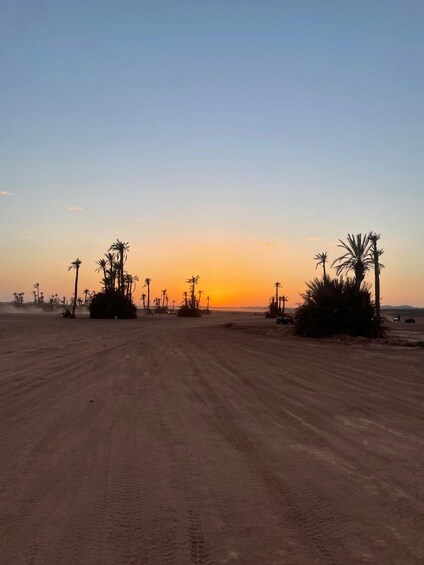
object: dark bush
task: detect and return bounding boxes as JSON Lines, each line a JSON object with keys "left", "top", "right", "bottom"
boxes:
{"left": 295, "top": 277, "right": 382, "bottom": 338}
{"left": 90, "top": 290, "right": 137, "bottom": 319}
{"left": 177, "top": 305, "right": 202, "bottom": 317}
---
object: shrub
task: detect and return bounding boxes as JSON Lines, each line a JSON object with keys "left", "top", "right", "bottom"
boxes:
{"left": 90, "top": 290, "right": 137, "bottom": 319}
{"left": 295, "top": 277, "right": 382, "bottom": 338}
{"left": 177, "top": 305, "right": 202, "bottom": 317}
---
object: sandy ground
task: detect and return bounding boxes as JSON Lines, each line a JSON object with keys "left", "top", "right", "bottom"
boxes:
{"left": 0, "top": 311, "right": 424, "bottom": 564}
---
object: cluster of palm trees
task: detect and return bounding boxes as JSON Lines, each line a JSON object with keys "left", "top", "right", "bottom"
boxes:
{"left": 141, "top": 275, "right": 210, "bottom": 315}
{"left": 12, "top": 283, "right": 93, "bottom": 312}
{"left": 314, "top": 232, "right": 384, "bottom": 319}
{"left": 141, "top": 278, "right": 170, "bottom": 315}
{"left": 12, "top": 292, "right": 25, "bottom": 305}
{"left": 149, "top": 289, "right": 169, "bottom": 313}
{"left": 184, "top": 275, "right": 209, "bottom": 310}
{"left": 266, "top": 282, "right": 288, "bottom": 317}
{"left": 94, "top": 240, "right": 140, "bottom": 301}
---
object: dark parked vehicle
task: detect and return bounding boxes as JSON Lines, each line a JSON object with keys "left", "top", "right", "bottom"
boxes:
{"left": 405, "top": 317, "right": 415, "bottom": 324}
{"left": 276, "top": 315, "right": 295, "bottom": 325}
{"left": 393, "top": 314, "right": 400, "bottom": 322}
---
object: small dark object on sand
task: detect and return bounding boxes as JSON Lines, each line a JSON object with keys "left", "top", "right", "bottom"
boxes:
{"left": 276, "top": 315, "right": 295, "bottom": 325}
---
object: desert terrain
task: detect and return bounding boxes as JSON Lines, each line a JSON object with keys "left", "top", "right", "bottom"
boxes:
{"left": 0, "top": 310, "right": 423, "bottom": 564}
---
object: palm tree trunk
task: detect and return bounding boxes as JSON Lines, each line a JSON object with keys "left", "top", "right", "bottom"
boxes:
{"left": 374, "top": 264, "right": 380, "bottom": 320}
{"left": 72, "top": 265, "right": 79, "bottom": 317}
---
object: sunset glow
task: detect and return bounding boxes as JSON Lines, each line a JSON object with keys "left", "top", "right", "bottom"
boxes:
{"left": 1, "top": 1, "right": 423, "bottom": 307}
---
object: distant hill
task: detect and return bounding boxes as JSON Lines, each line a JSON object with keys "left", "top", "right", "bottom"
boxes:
{"left": 381, "top": 305, "right": 423, "bottom": 310}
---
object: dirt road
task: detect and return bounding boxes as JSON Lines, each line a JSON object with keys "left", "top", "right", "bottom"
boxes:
{"left": 1, "top": 312, "right": 423, "bottom": 564}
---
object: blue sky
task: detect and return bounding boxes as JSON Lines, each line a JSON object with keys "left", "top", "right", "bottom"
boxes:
{"left": 1, "top": 0, "right": 423, "bottom": 305}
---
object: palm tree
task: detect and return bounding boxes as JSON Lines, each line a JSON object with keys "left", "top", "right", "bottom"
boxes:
{"left": 186, "top": 275, "right": 200, "bottom": 309}
{"left": 206, "top": 296, "right": 210, "bottom": 311}
{"left": 144, "top": 278, "right": 152, "bottom": 314}
{"left": 104, "top": 252, "right": 116, "bottom": 290}
{"left": 141, "top": 292, "right": 146, "bottom": 312}
{"left": 12, "top": 292, "right": 21, "bottom": 304}
{"left": 275, "top": 282, "right": 281, "bottom": 315}
{"left": 314, "top": 252, "right": 328, "bottom": 280}
{"left": 124, "top": 274, "right": 131, "bottom": 297}
{"left": 83, "top": 288, "right": 90, "bottom": 305}
{"left": 281, "top": 295, "right": 288, "bottom": 316}
{"left": 131, "top": 275, "right": 139, "bottom": 300}
{"left": 332, "top": 233, "right": 373, "bottom": 290}
{"left": 197, "top": 290, "right": 203, "bottom": 309}
{"left": 33, "top": 282, "right": 40, "bottom": 304}
{"left": 95, "top": 259, "right": 107, "bottom": 290}
{"left": 369, "top": 233, "right": 384, "bottom": 321}
{"left": 109, "top": 240, "right": 129, "bottom": 293}
{"left": 68, "top": 259, "right": 81, "bottom": 318}
{"left": 161, "top": 289, "right": 167, "bottom": 309}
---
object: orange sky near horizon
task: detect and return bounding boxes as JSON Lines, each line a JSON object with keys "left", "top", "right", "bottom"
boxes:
{"left": 2, "top": 233, "right": 423, "bottom": 308}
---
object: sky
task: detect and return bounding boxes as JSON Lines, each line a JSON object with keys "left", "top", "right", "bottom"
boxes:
{"left": 1, "top": 0, "right": 423, "bottom": 307}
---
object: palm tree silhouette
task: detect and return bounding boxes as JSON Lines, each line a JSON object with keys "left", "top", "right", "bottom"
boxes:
{"left": 68, "top": 259, "right": 81, "bottom": 318}
{"left": 314, "top": 252, "right": 328, "bottom": 279}
{"left": 369, "top": 233, "right": 384, "bottom": 321}
{"left": 206, "top": 296, "right": 210, "bottom": 311}
{"left": 274, "top": 282, "right": 282, "bottom": 315}
{"left": 83, "top": 288, "right": 90, "bottom": 304}
{"left": 281, "top": 295, "right": 288, "bottom": 316}
{"left": 144, "top": 278, "right": 152, "bottom": 314}
{"left": 332, "top": 234, "right": 372, "bottom": 290}
{"left": 104, "top": 252, "right": 116, "bottom": 290}
{"left": 186, "top": 275, "right": 200, "bottom": 309}
{"left": 95, "top": 259, "right": 107, "bottom": 290}
{"left": 125, "top": 274, "right": 138, "bottom": 301}
{"left": 33, "top": 282, "right": 40, "bottom": 304}
{"left": 141, "top": 293, "right": 146, "bottom": 312}
{"left": 109, "top": 240, "right": 129, "bottom": 293}
{"left": 161, "top": 289, "right": 167, "bottom": 309}
{"left": 131, "top": 275, "right": 139, "bottom": 300}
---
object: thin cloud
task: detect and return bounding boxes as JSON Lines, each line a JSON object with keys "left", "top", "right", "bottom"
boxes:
{"left": 0, "top": 190, "right": 14, "bottom": 196}
{"left": 248, "top": 238, "right": 289, "bottom": 248}
{"left": 68, "top": 206, "right": 84, "bottom": 212}
{"left": 192, "top": 245, "right": 235, "bottom": 253}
